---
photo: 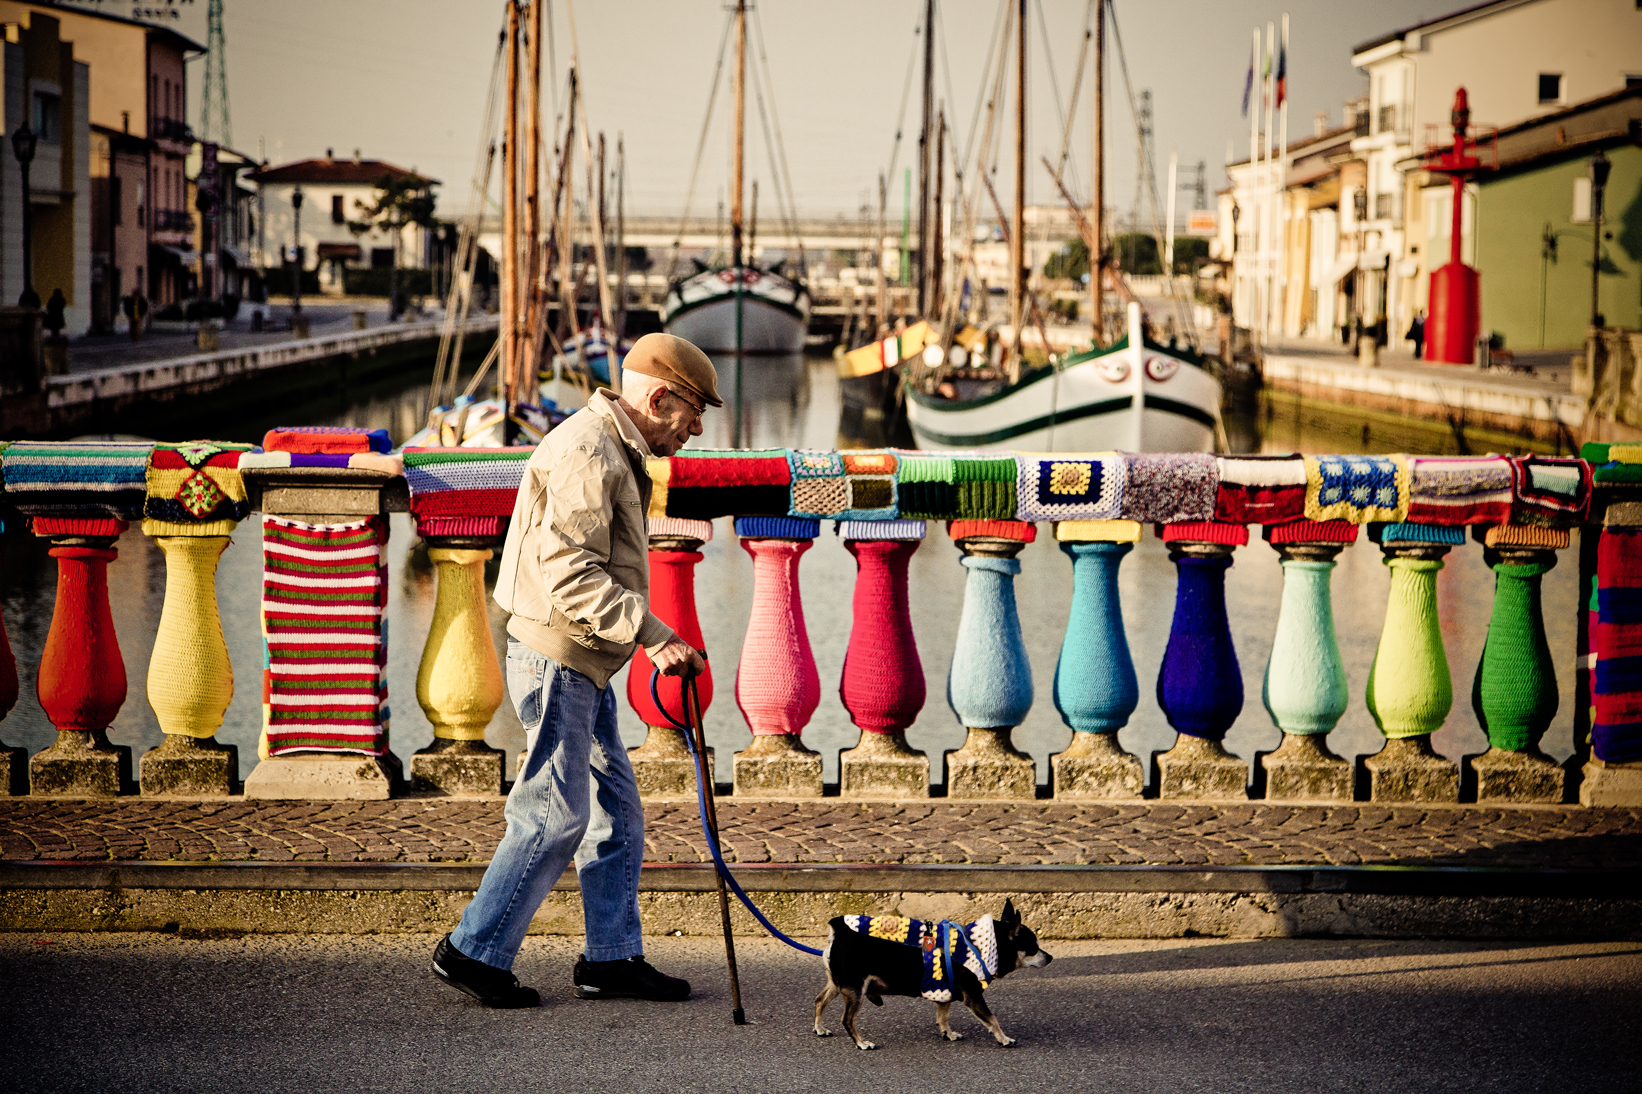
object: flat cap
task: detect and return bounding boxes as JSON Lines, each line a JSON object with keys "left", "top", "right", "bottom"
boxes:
{"left": 622, "top": 333, "right": 723, "bottom": 408}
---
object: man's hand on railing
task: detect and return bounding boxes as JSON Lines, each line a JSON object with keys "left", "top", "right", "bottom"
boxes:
{"left": 654, "top": 636, "right": 706, "bottom": 678}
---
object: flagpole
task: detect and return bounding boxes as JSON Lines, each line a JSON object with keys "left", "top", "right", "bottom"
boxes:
{"left": 1247, "top": 28, "right": 1258, "bottom": 337}
{"left": 1263, "top": 20, "right": 1275, "bottom": 348}
{"left": 1278, "top": 12, "right": 1289, "bottom": 343}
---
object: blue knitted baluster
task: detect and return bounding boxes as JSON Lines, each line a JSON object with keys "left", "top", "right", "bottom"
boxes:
{"left": 1053, "top": 541, "right": 1138, "bottom": 733}
{"left": 947, "top": 554, "right": 1034, "bottom": 729}
{"left": 1156, "top": 552, "right": 1243, "bottom": 740}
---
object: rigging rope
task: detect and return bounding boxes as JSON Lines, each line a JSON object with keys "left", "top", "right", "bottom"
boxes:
{"left": 666, "top": 8, "right": 737, "bottom": 281}
{"left": 749, "top": 5, "right": 807, "bottom": 275}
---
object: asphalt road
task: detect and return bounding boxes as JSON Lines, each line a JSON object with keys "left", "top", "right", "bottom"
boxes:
{"left": 2, "top": 933, "right": 1638, "bottom": 1093}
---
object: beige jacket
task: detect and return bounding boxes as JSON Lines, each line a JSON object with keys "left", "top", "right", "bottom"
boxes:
{"left": 493, "top": 389, "right": 674, "bottom": 688}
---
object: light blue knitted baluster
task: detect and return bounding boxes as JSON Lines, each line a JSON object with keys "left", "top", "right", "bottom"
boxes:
{"left": 1262, "top": 559, "right": 1349, "bottom": 735}
{"left": 947, "top": 554, "right": 1033, "bottom": 729}
{"left": 1053, "top": 541, "right": 1138, "bottom": 733}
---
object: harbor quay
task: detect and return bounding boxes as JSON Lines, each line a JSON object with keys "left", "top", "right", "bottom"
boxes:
{"left": 2, "top": 433, "right": 1641, "bottom": 938}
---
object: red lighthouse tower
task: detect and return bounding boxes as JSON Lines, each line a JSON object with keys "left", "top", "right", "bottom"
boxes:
{"left": 1424, "top": 88, "right": 1497, "bottom": 365}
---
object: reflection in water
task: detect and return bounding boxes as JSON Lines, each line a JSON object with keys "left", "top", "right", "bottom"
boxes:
{"left": 0, "top": 353, "right": 1580, "bottom": 788}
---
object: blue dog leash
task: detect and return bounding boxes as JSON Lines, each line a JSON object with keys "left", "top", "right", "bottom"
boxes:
{"left": 649, "top": 667, "right": 997, "bottom": 991}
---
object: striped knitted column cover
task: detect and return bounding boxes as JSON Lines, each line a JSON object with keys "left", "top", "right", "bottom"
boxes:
{"left": 260, "top": 515, "right": 391, "bottom": 756}
{"left": 401, "top": 446, "right": 534, "bottom": 538}
{"left": 1593, "top": 525, "right": 1642, "bottom": 763}
{"left": 262, "top": 427, "right": 391, "bottom": 454}
{"left": 0, "top": 440, "right": 152, "bottom": 535}
{"left": 648, "top": 450, "right": 792, "bottom": 520}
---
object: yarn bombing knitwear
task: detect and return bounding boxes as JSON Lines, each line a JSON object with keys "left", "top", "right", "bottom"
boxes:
{"left": 401, "top": 446, "right": 533, "bottom": 539}
{"left": 787, "top": 449, "right": 898, "bottom": 520}
{"left": 895, "top": 453, "right": 961, "bottom": 520}
{"left": 262, "top": 426, "right": 391, "bottom": 454}
{"left": 1511, "top": 455, "right": 1591, "bottom": 526}
{"left": 1583, "top": 442, "right": 1642, "bottom": 485}
{"left": 649, "top": 449, "right": 791, "bottom": 520}
{"left": 260, "top": 515, "right": 390, "bottom": 756}
{"left": 839, "top": 915, "right": 998, "bottom": 1002}
{"left": 1014, "top": 452, "right": 1124, "bottom": 522}
{"left": 1214, "top": 456, "right": 1307, "bottom": 525}
{"left": 1593, "top": 525, "right": 1642, "bottom": 763}
{"left": 0, "top": 441, "right": 153, "bottom": 523}
{"left": 1122, "top": 453, "right": 1217, "bottom": 524}
{"left": 953, "top": 455, "right": 1018, "bottom": 520}
{"left": 142, "top": 441, "right": 256, "bottom": 537}
{"left": 1405, "top": 456, "right": 1513, "bottom": 526}
{"left": 1304, "top": 454, "right": 1409, "bottom": 524}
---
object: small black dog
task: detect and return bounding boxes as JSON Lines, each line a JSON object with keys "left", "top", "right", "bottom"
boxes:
{"left": 814, "top": 899, "right": 1052, "bottom": 1050}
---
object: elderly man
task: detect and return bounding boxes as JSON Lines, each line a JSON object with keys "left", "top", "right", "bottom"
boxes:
{"left": 433, "top": 333, "right": 718, "bottom": 1009}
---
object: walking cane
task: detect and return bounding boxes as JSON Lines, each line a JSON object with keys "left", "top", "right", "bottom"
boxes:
{"left": 681, "top": 655, "right": 746, "bottom": 1025}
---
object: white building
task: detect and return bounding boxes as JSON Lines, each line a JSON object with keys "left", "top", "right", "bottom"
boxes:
{"left": 248, "top": 150, "right": 438, "bottom": 295}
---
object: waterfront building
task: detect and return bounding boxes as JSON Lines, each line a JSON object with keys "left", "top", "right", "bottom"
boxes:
{"left": 186, "top": 141, "right": 265, "bottom": 311}
{"left": 248, "top": 151, "right": 439, "bottom": 298}
{"left": 1, "top": 10, "right": 89, "bottom": 332}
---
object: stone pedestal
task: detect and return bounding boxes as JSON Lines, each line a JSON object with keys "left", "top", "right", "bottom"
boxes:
{"left": 1153, "top": 734, "right": 1248, "bottom": 800}
{"left": 946, "top": 725, "right": 1036, "bottom": 799}
{"left": 0, "top": 598, "right": 23, "bottom": 795}
{"left": 1464, "top": 746, "right": 1566, "bottom": 804}
{"left": 840, "top": 731, "right": 929, "bottom": 798}
{"left": 1256, "top": 732, "right": 1352, "bottom": 801}
{"left": 0, "top": 746, "right": 25, "bottom": 796}
{"left": 629, "top": 725, "right": 715, "bottom": 798}
{"left": 732, "top": 732, "right": 822, "bottom": 798}
{"left": 1580, "top": 757, "right": 1642, "bottom": 807}
{"left": 30, "top": 729, "right": 132, "bottom": 797}
{"left": 410, "top": 738, "right": 504, "bottom": 796}
{"left": 244, "top": 753, "right": 395, "bottom": 800}
{"left": 1357, "top": 735, "right": 1459, "bottom": 802}
{"left": 1051, "top": 731, "right": 1143, "bottom": 799}
{"left": 139, "top": 733, "right": 239, "bottom": 797}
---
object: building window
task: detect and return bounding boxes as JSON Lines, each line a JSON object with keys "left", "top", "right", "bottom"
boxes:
{"left": 1375, "top": 193, "right": 1395, "bottom": 220}
{"left": 32, "top": 93, "right": 60, "bottom": 143}
{"left": 371, "top": 248, "right": 394, "bottom": 269}
{"left": 1538, "top": 73, "right": 1563, "bottom": 104}
{"left": 331, "top": 194, "right": 345, "bottom": 225}
{"left": 1378, "top": 104, "right": 1398, "bottom": 134}
{"left": 1573, "top": 176, "right": 1592, "bottom": 223}
{"left": 112, "top": 177, "right": 122, "bottom": 226}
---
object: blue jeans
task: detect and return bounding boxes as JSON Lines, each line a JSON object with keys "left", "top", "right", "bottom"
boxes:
{"left": 449, "top": 641, "right": 645, "bottom": 969}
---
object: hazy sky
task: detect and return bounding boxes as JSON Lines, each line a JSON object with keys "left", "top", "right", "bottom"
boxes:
{"left": 132, "top": 0, "right": 1441, "bottom": 220}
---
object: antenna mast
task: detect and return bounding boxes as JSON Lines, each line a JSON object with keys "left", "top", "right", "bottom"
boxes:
{"left": 200, "top": 0, "right": 231, "bottom": 145}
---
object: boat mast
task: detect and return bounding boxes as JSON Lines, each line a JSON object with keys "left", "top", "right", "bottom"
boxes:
{"left": 730, "top": 0, "right": 746, "bottom": 270}
{"left": 1009, "top": 0, "right": 1026, "bottom": 379}
{"left": 522, "top": 0, "right": 542, "bottom": 393}
{"left": 501, "top": 0, "right": 520, "bottom": 408}
{"left": 917, "top": 0, "right": 934, "bottom": 315}
{"left": 614, "top": 135, "right": 627, "bottom": 340}
{"left": 1091, "top": 0, "right": 1104, "bottom": 345}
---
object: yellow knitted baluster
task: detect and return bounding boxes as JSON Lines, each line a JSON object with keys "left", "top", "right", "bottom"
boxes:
{"left": 417, "top": 548, "right": 505, "bottom": 741}
{"left": 146, "top": 536, "right": 234, "bottom": 738}
{"left": 1366, "top": 557, "right": 1452, "bottom": 738}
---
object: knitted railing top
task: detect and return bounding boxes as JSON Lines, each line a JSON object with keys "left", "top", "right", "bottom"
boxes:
{"left": 143, "top": 441, "right": 256, "bottom": 536}
{"left": 262, "top": 426, "right": 391, "bottom": 454}
{"left": 400, "top": 446, "right": 534, "bottom": 538}
{"left": 0, "top": 441, "right": 154, "bottom": 520}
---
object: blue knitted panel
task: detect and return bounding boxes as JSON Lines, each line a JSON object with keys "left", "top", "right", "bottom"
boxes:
{"left": 1376, "top": 522, "right": 1465, "bottom": 545}
{"left": 733, "top": 516, "right": 820, "bottom": 539}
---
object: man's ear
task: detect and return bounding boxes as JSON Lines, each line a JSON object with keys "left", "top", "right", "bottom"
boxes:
{"left": 646, "top": 383, "right": 671, "bottom": 416}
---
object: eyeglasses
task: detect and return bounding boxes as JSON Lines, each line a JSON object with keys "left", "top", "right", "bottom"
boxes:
{"left": 666, "top": 386, "right": 706, "bottom": 419}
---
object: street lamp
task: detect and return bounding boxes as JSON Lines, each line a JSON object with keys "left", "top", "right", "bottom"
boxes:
{"left": 290, "top": 184, "right": 304, "bottom": 317}
{"left": 1590, "top": 149, "right": 1611, "bottom": 330}
{"left": 11, "top": 122, "right": 38, "bottom": 307}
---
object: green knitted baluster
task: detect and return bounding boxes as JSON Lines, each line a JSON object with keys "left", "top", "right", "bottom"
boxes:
{"left": 1472, "top": 555, "right": 1558, "bottom": 752}
{"left": 1366, "top": 556, "right": 1452, "bottom": 738}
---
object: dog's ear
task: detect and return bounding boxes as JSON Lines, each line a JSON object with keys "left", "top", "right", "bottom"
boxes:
{"left": 1001, "top": 898, "right": 1018, "bottom": 925}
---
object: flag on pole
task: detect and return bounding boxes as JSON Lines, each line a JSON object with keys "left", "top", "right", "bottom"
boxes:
{"left": 1276, "top": 42, "right": 1287, "bottom": 107}
{"left": 1241, "top": 44, "right": 1254, "bottom": 116}
{"left": 1261, "top": 46, "right": 1272, "bottom": 109}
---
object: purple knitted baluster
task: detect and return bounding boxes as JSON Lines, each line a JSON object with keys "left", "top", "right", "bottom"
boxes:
{"left": 1156, "top": 553, "right": 1243, "bottom": 740}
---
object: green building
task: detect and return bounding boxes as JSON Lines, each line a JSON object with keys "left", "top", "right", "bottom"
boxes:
{"left": 1475, "top": 87, "right": 1641, "bottom": 352}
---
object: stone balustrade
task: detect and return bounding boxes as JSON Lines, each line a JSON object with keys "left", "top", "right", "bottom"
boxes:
{"left": 1, "top": 436, "right": 1638, "bottom": 808}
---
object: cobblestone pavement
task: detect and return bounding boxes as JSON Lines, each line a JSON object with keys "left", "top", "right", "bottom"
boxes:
{"left": 2, "top": 800, "right": 1639, "bottom": 868}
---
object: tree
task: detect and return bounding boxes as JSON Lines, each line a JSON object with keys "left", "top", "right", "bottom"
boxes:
{"left": 1043, "top": 237, "right": 1089, "bottom": 281}
{"left": 1171, "top": 236, "right": 1210, "bottom": 275}
{"left": 349, "top": 173, "right": 439, "bottom": 317}
{"left": 1113, "top": 233, "right": 1162, "bottom": 276}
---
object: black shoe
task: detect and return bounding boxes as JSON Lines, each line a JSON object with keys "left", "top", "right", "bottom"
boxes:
{"left": 432, "top": 934, "right": 540, "bottom": 1009}
{"left": 572, "top": 954, "right": 691, "bottom": 1001}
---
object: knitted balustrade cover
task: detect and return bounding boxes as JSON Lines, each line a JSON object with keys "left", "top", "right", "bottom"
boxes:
{"left": 1055, "top": 519, "right": 1142, "bottom": 543}
{"left": 1404, "top": 456, "right": 1514, "bottom": 526}
{"left": 1592, "top": 525, "right": 1642, "bottom": 763}
{"left": 1214, "top": 455, "right": 1307, "bottom": 524}
{"left": 142, "top": 441, "right": 256, "bottom": 537}
{"left": 648, "top": 517, "right": 715, "bottom": 541}
{"left": 1483, "top": 524, "right": 1570, "bottom": 550}
{"left": 840, "top": 537, "right": 925, "bottom": 733}
{"left": 1263, "top": 519, "right": 1359, "bottom": 545}
{"left": 1304, "top": 454, "right": 1409, "bottom": 524}
{"left": 1371, "top": 522, "right": 1466, "bottom": 546}
{"left": 896, "top": 452, "right": 960, "bottom": 519}
{"left": 240, "top": 451, "right": 404, "bottom": 472}
{"left": 734, "top": 536, "right": 820, "bottom": 735}
{"left": 1583, "top": 442, "right": 1642, "bottom": 484}
{"left": 1512, "top": 454, "right": 1592, "bottom": 525}
{"left": 401, "top": 446, "right": 534, "bottom": 538}
{"left": 1122, "top": 453, "right": 1218, "bottom": 524}
{"left": 836, "top": 518, "right": 925, "bottom": 540}
{"left": 1157, "top": 521, "right": 1249, "bottom": 546}
{"left": 787, "top": 449, "right": 898, "bottom": 520}
{"left": 260, "top": 515, "right": 390, "bottom": 756}
{"left": 1473, "top": 556, "right": 1558, "bottom": 753}
{"left": 839, "top": 915, "right": 998, "bottom": 1002}
{"left": 1156, "top": 553, "right": 1243, "bottom": 740}
{"left": 0, "top": 441, "right": 14, "bottom": 536}
{"left": 1014, "top": 453, "right": 1124, "bottom": 522}
{"left": 733, "top": 516, "right": 820, "bottom": 539}
{"left": 262, "top": 426, "right": 392, "bottom": 454}
{"left": 0, "top": 441, "right": 153, "bottom": 532}
{"left": 954, "top": 454, "right": 1019, "bottom": 520}
{"left": 648, "top": 449, "right": 792, "bottom": 520}
{"left": 947, "top": 519, "right": 1037, "bottom": 542}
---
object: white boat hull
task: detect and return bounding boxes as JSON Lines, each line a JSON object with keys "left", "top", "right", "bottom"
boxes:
{"left": 663, "top": 268, "right": 810, "bottom": 354}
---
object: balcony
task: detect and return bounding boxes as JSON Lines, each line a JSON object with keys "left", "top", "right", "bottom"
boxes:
{"left": 151, "top": 116, "right": 194, "bottom": 146}
{"left": 153, "top": 209, "right": 195, "bottom": 234}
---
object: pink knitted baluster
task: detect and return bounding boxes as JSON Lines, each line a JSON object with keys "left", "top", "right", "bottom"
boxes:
{"left": 841, "top": 539, "right": 924, "bottom": 732}
{"left": 627, "top": 549, "right": 715, "bottom": 725}
{"left": 734, "top": 538, "right": 820, "bottom": 736}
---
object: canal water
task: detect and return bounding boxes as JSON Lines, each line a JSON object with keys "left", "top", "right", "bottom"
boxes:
{"left": 0, "top": 355, "right": 1580, "bottom": 788}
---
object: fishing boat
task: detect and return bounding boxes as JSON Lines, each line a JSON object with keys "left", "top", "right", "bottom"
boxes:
{"left": 661, "top": 0, "right": 810, "bottom": 357}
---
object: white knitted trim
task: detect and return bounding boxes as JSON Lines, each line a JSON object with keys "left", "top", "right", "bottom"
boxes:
{"left": 835, "top": 519, "right": 927, "bottom": 540}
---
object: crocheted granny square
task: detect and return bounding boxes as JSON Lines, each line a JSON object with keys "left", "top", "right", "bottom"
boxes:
{"left": 1304, "top": 455, "right": 1408, "bottom": 524}
{"left": 175, "top": 471, "right": 226, "bottom": 518}
{"left": 789, "top": 449, "right": 845, "bottom": 478}
{"left": 842, "top": 452, "right": 898, "bottom": 476}
{"left": 791, "top": 476, "right": 849, "bottom": 517}
{"left": 1015, "top": 452, "right": 1123, "bottom": 522}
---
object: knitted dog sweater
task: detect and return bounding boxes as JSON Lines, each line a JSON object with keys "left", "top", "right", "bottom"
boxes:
{"left": 839, "top": 914, "right": 999, "bottom": 1002}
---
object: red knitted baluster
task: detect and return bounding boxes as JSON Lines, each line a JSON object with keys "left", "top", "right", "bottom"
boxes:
{"left": 734, "top": 538, "right": 820, "bottom": 736}
{"left": 841, "top": 539, "right": 925, "bottom": 733}
{"left": 627, "top": 549, "right": 715, "bottom": 725}
{"left": 37, "top": 546, "right": 127, "bottom": 733}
